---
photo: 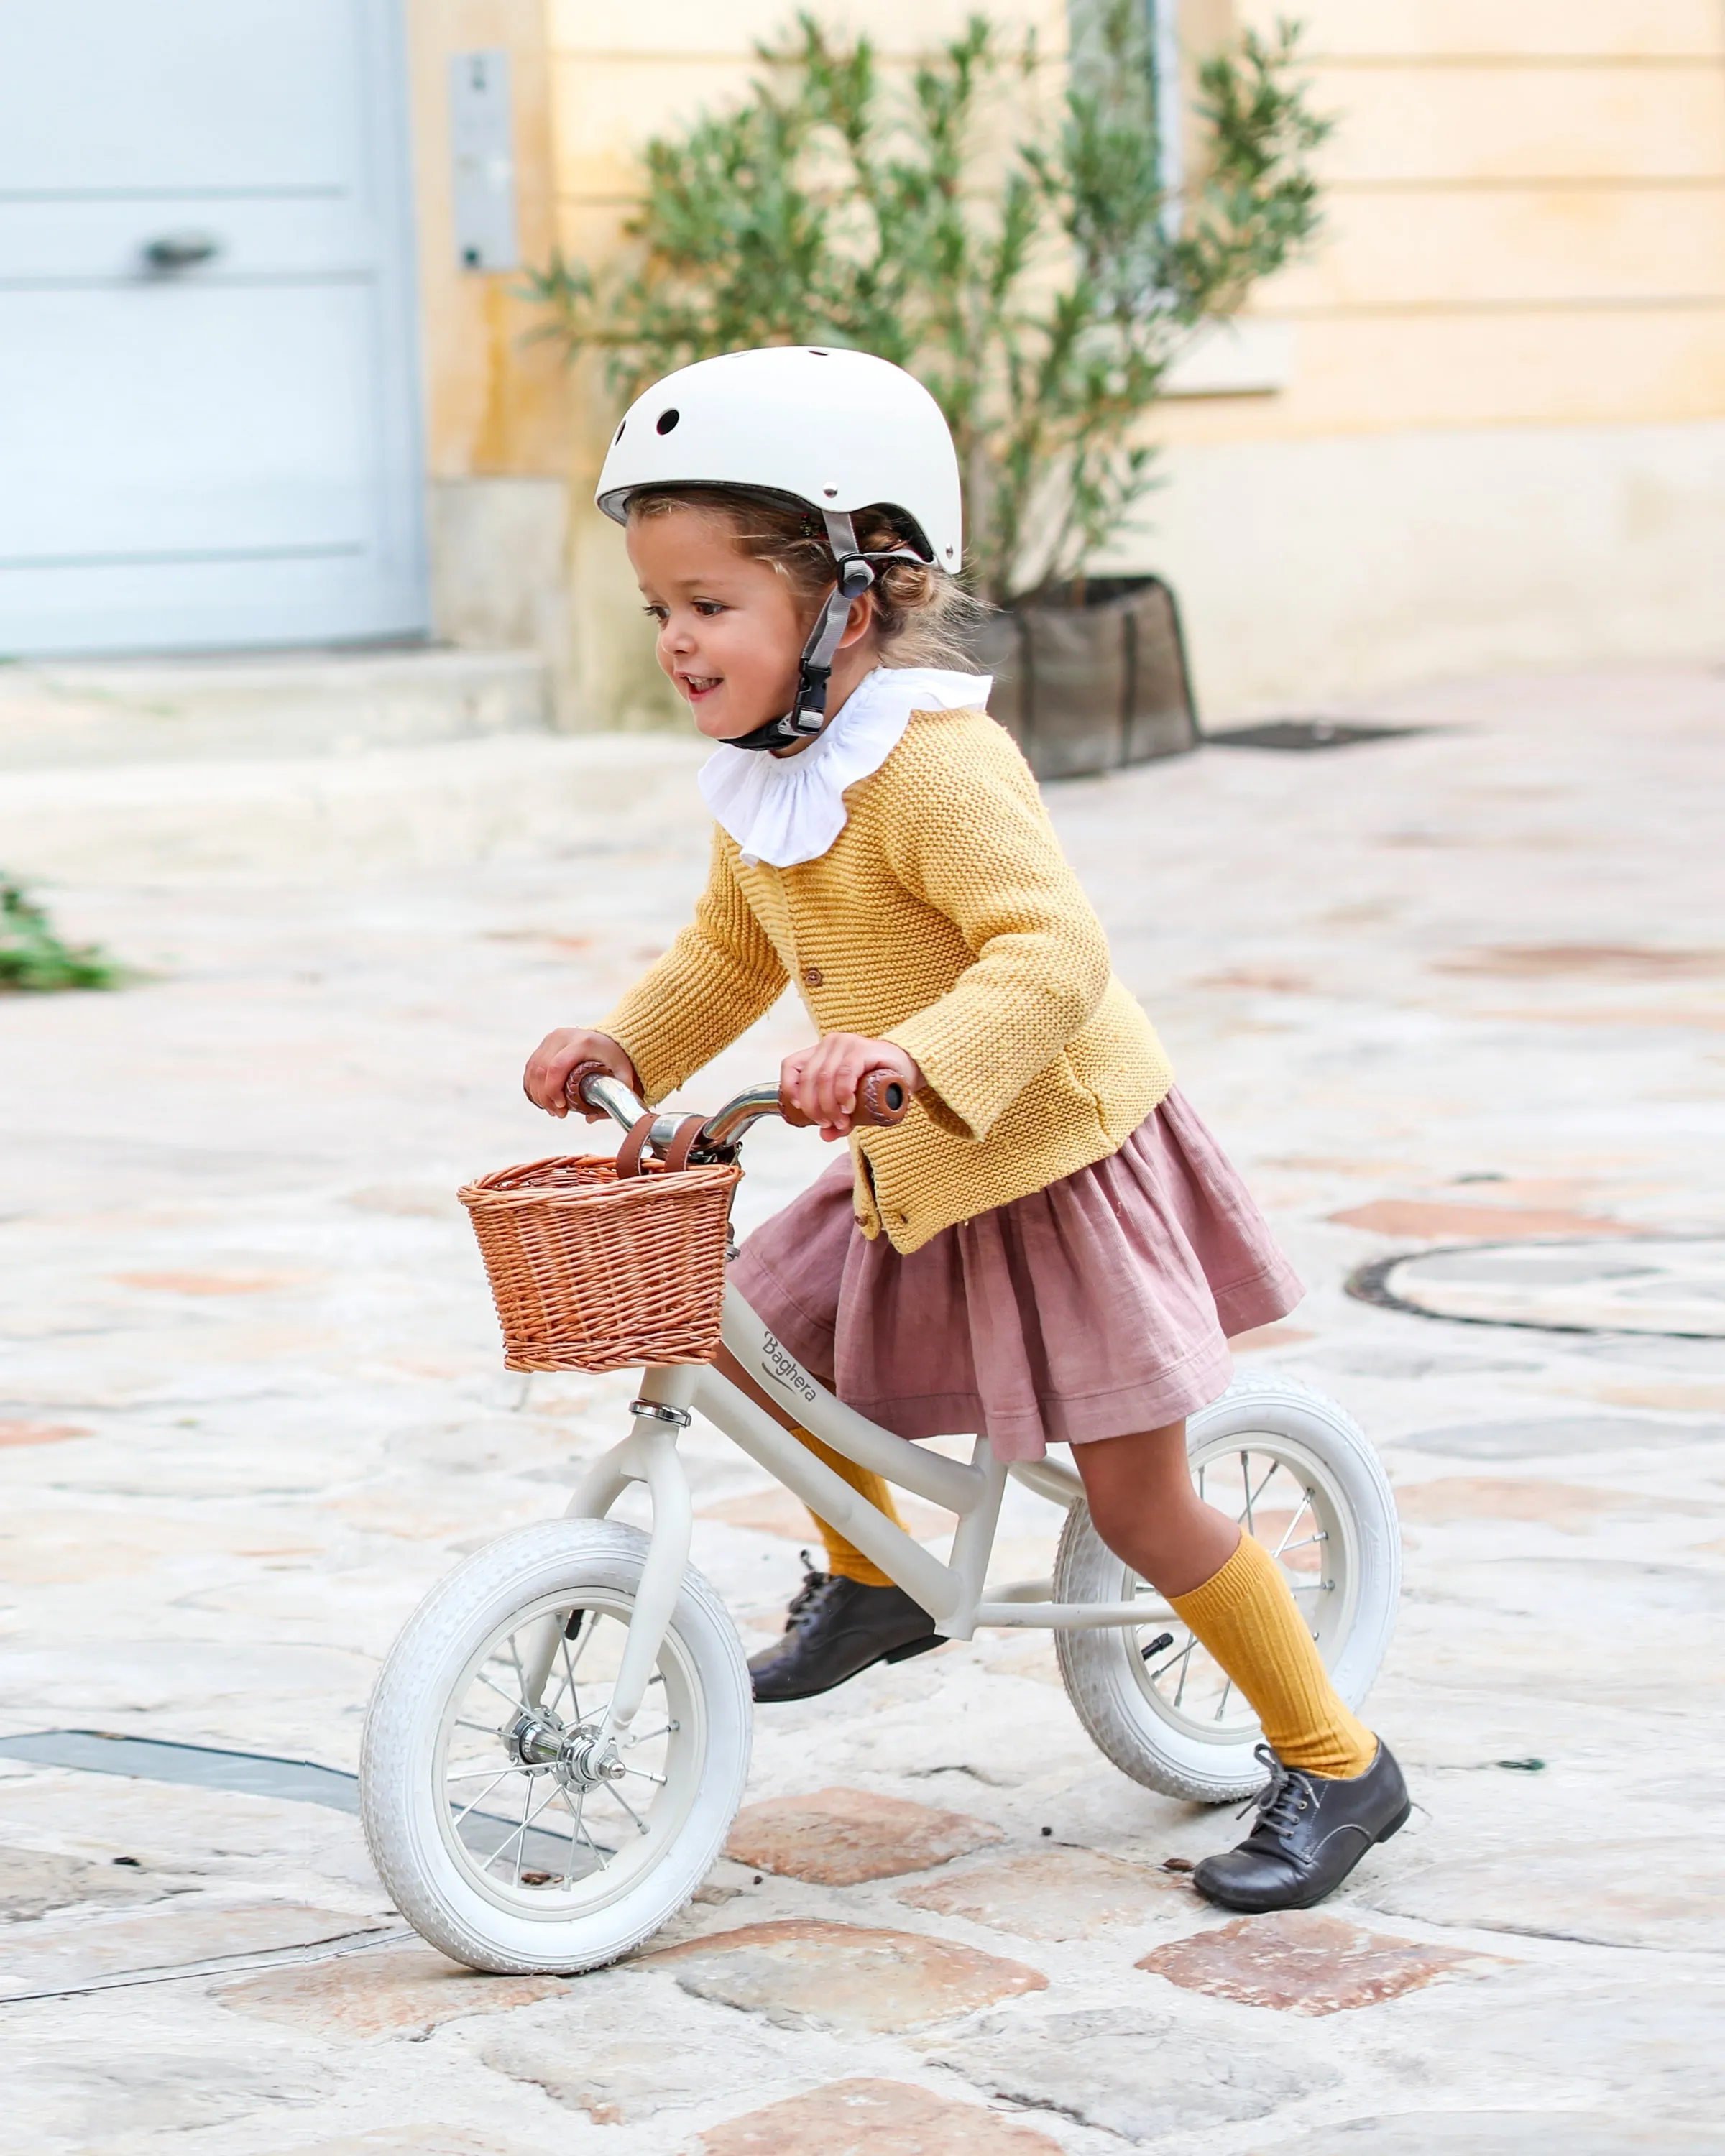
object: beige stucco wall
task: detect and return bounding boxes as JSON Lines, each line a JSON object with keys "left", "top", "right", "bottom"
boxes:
{"left": 405, "top": 0, "right": 1725, "bottom": 722}
{"left": 405, "top": 1, "right": 578, "bottom": 697}
{"left": 1125, "top": 0, "right": 1725, "bottom": 711}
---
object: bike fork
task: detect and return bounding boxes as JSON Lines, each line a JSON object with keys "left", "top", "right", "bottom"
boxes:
{"left": 515, "top": 1368, "right": 697, "bottom": 1734}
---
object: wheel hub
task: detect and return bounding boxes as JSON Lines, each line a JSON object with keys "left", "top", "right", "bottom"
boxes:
{"left": 502, "top": 1708, "right": 626, "bottom": 1790}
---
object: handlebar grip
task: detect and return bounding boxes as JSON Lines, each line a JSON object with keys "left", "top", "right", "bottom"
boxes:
{"left": 857, "top": 1069, "right": 914, "bottom": 1126}
{"left": 564, "top": 1058, "right": 619, "bottom": 1112}
{"left": 778, "top": 1065, "right": 916, "bottom": 1130}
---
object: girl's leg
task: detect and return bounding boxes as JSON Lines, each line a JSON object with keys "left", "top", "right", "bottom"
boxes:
{"left": 712, "top": 1345, "right": 938, "bottom": 1700}
{"left": 1072, "top": 1422, "right": 1375, "bottom": 1779}
{"left": 1074, "top": 1419, "right": 1407, "bottom": 1913}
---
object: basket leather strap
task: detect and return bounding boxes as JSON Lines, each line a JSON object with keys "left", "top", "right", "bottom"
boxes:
{"left": 614, "top": 1114, "right": 658, "bottom": 1179}
{"left": 662, "top": 1115, "right": 709, "bottom": 1174}
{"left": 615, "top": 1110, "right": 709, "bottom": 1178}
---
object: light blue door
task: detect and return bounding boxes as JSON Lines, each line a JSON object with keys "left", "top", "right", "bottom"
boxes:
{"left": 0, "top": 0, "right": 428, "bottom": 655}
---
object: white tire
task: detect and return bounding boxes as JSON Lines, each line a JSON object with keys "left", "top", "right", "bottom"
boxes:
{"left": 1054, "top": 1375, "right": 1399, "bottom": 1803}
{"left": 361, "top": 1519, "right": 751, "bottom": 1974}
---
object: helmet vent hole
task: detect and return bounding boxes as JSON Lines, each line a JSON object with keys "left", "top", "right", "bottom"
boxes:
{"left": 656, "top": 407, "right": 680, "bottom": 435}
{"left": 822, "top": 487, "right": 838, "bottom": 497}
{"left": 613, "top": 419, "right": 626, "bottom": 443}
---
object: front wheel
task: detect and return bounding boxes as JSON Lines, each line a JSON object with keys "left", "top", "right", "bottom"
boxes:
{"left": 361, "top": 1519, "right": 751, "bottom": 1973}
{"left": 1054, "top": 1375, "right": 1399, "bottom": 1803}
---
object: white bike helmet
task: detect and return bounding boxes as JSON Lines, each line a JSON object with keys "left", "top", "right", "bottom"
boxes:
{"left": 595, "top": 346, "right": 962, "bottom": 752}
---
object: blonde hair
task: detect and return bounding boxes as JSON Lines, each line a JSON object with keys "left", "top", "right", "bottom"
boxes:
{"left": 626, "top": 485, "right": 983, "bottom": 669}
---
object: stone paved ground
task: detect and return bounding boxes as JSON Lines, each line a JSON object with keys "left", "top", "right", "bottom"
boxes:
{"left": 1, "top": 664, "right": 1722, "bottom": 2154}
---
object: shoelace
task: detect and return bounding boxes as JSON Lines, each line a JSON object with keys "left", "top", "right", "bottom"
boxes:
{"left": 783, "top": 1553, "right": 836, "bottom": 1630}
{"left": 1237, "top": 1743, "right": 1314, "bottom": 1838}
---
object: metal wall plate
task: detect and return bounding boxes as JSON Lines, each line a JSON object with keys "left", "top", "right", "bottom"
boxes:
{"left": 450, "top": 49, "right": 518, "bottom": 272}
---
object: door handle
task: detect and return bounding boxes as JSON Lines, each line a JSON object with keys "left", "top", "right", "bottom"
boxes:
{"left": 142, "top": 230, "right": 221, "bottom": 272}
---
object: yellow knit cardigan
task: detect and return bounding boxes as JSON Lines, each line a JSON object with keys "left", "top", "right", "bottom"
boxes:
{"left": 599, "top": 706, "right": 1174, "bottom": 1253}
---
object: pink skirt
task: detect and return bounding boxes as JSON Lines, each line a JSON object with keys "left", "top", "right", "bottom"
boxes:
{"left": 728, "top": 1087, "right": 1302, "bottom": 1462}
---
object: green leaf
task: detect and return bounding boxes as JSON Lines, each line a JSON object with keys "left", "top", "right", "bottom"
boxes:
{"left": 0, "top": 877, "right": 121, "bottom": 993}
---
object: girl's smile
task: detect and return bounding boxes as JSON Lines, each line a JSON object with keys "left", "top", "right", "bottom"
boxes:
{"left": 626, "top": 503, "right": 876, "bottom": 745}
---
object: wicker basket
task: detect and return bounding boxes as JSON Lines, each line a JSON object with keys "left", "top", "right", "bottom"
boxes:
{"left": 459, "top": 1152, "right": 742, "bottom": 1373}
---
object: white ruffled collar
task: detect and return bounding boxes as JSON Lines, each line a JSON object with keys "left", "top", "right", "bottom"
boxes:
{"left": 697, "top": 666, "right": 993, "bottom": 869}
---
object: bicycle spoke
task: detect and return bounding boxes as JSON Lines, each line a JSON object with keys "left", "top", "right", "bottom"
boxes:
{"left": 1142, "top": 1632, "right": 1199, "bottom": 1698}
{"left": 622, "top": 1763, "right": 668, "bottom": 1787}
{"left": 511, "top": 1776, "right": 530, "bottom": 1888}
{"left": 1213, "top": 1677, "right": 1234, "bottom": 1723}
{"left": 1269, "top": 1489, "right": 1315, "bottom": 1562}
{"left": 566, "top": 1613, "right": 599, "bottom": 1681}
{"left": 1238, "top": 1454, "right": 1279, "bottom": 1536}
{"left": 450, "top": 1769, "right": 512, "bottom": 1830}
{"left": 473, "top": 1667, "right": 528, "bottom": 1718}
{"left": 487, "top": 1775, "right": 560, "bottom": 1872}
{"left": 562, "top": 1784, "right": 610, "bottom": 1873}
{"left": 605, "top": 1782, "right": 650, "bottom": 1836}
{"left": 548, "top": 1632, "right": 581, "bottom": 1722}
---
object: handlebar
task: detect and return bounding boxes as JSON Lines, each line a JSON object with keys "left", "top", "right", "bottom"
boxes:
{"left": 562, "top": 1058, "right": 913, "bottom": 1164}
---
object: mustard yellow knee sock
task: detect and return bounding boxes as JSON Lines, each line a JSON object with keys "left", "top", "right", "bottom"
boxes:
{"left": 1169, "top": 1530, "right": 1377, "bottom": 1779}
{"left": 791, "top": 1425, "right": 905, "bottom": 1588}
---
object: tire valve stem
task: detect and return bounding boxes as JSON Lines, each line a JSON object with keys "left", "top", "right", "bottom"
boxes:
{"left": 1140, "top": 1631, "right": 1175, "bottom": 1663}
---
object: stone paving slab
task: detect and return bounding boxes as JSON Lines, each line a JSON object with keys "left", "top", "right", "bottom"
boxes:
{"left": 2, "top": 1900, "right": 392, "bottom": 1999}
{"left": 0, "top": 1846, "right": 168, "bottom": 1922}
{"left": 1, "top": 664, "right": 1722, "bottom": 2152}
{"left": 896, "top": 1845, "right": 1181, "bottom": 1939}
{"left": 1262, "top": 2121, "right": 1719, "bottom": 2156}
{"left": 930, "top": 2003, "right": 1335, "bottom": 2143}
{"left": 695, "top": 2078, "right": 1065, "bottom": 2156}
{"left": 216, "top": 1943, "right": 566, "bottom": 2039}
{"left": 1136, "top": 1911, "right": 1504, "bottom": 2015}
{"left": 1365, "top": 1841, "right": 1725, "bottom": 1950}
{"left": 256, "top": 2137, "right": 546, "bottom": 2156}
{"left": 645, "top": 1918, "right": 1049, "bottom": 2033}
{"left": 724, "top": 1787, "right": 1004, "bottom": 1884}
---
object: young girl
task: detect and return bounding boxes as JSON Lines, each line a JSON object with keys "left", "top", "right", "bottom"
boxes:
{"left": 523, "top": 346, "right": 1407, "bottom": 1912}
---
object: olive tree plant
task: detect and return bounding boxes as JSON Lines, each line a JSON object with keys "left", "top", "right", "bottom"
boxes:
{"left": 528, "top": 4, "right": 1330, "bottom": 606}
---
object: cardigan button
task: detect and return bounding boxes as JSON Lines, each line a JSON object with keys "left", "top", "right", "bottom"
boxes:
{"left": 802, "top": 965, "right": 824, "bottom": 987}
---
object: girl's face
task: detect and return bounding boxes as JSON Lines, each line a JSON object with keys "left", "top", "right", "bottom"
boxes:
{"left": 628, "top": 504, "right": 876, "bottom": 744}
{"left": 627, "top": 507, "right": 808, "bottom": 742}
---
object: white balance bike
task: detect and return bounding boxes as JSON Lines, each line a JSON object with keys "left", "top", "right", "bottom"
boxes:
{"left": 362, "top": 1067, "right": 1400, "bottom": 1974}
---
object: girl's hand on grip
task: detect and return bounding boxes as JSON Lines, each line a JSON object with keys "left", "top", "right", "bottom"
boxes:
{"left": 780, "top": 1034, "right": 921, "bottom": 1141}
{"left": 523, "top": 1030, "right": 640, "bottom": 1119}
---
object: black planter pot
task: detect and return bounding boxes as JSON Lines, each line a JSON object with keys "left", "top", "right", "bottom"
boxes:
{"left": 972, "top": 575, "right": 1199, "bottom": 782}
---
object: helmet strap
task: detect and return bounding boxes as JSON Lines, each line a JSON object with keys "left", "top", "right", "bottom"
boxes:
{"left": 726, "top": 511, "right": 922, "bottom": 755}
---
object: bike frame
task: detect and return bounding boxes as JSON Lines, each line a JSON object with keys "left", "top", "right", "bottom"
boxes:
{"left": 556, "top": 1282, "right": 1169, "bottom": 1738}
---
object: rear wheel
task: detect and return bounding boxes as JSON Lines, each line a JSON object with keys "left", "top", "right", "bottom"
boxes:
{"left": 361, "top": 1519, "right": 751, "bottom": 1973}
{"left": 1054, "top": 1376, "right": 1399, "bottom": 1802}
